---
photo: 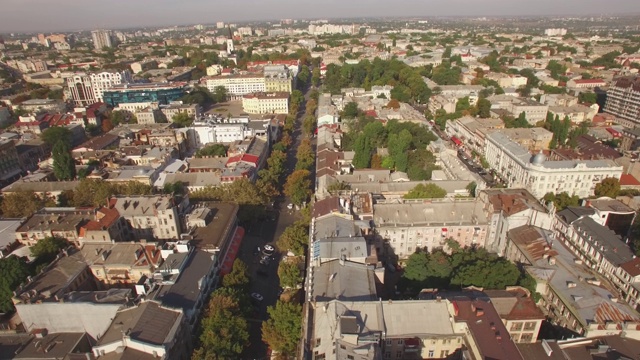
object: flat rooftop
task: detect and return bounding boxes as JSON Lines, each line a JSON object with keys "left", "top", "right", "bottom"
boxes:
{"left": 312, "top": 259, "right": 377, "bottom": 302}
{"left": 190, "top": 202, "right": 238, "bottom": 251}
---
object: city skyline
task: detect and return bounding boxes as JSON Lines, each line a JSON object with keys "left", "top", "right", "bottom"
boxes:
{"left": 2, "top": 0, "right": 640, "bottom": 33}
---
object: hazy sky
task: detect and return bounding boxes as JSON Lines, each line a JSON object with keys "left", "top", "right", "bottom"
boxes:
{"left": 2, "top": 0, "right": 639, "bottom": 33}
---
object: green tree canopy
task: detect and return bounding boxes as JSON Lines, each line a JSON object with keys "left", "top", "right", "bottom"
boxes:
{"left": 278, "top": 259, "right": 303, "bottom": 289}
{"left": 594, "top": 177, "right": 621, "bottom": 198}
{"left": 295, "top": 139, "right": 315, "bottom": 171}
{"left": 52, "top": 140, "right": 76, "bottom": 181}
{"left": 193, "top": 288, "right": 250, "bottom": 359}
{"left": 404, "top": 183, "right": 447, "bottom": 199}
{"left": 0, "top": 256, "right": 31, "bottom": 313}
{"left": 30, "top": 237, "right": 69, "bottom": 262}
{"left": 222, "top": 259, "right": 250, "bottom": 291}
{"left": 41, "top": 127, "right": 73, "bottom": 147}
{"left": 1, "top": 191, "right": 45, "bottom": 218}
{"left": 262, "top": 300, "right": 303, "bottom": 356}
{"left": 283, "top": 170, "right": 312, "bottom": 206}
{"left": 277, "top": 222, "right": 309, "bottom": 256}
{"left": 195, "top": 144, "right": 228, "bottom": 157}
{"left": 542, "top": 192, "right": 580, "bottom": 211}
{"left": 172, "top": 112, "right": 194, "bottom": 128}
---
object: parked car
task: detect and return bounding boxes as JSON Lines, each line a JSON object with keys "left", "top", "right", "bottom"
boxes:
{"left": 263, "top": 244, "right": 275, "bottom": 256}
{"left": 251, "top": 293, "right": 264, "bottom": 301}
{"left": 287, "top": 203, "right": 294, "bottom": 210}
{"left": 260, "top": 257, "right": 271, "bottom": 266}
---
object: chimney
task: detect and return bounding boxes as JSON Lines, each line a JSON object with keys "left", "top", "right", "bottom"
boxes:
{"left": 475, "top": 307, "right": 484, "bottom": 317}
{"left": 339, "top": 254, "right": 346, "bottom": 266}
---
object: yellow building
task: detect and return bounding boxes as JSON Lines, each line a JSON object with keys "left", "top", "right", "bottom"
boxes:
{"left": 242, "top": 92, "right": 290, "bottom": 114}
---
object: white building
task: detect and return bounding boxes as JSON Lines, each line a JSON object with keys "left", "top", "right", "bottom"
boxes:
{"left": 204, "top": 75, "right": 265, "bottom": 98}
{"left": 184, "top": 119, "right": 253, "bottom": 147}
{"left": 89, "top": 71, "right": 132, "bottom": 103}
{"left": 66, "top": 74, "right": 96, "bottom": 106}
{"left": 544, "top": 28, "right": 568, "bottom": 36}
{"left": 91, "top": 29, "right": 113, "bottom": 49}
{"left": 242, "top": 92, "right": 289, "bottom": 114}
{"left": 484, "top": 132, "right": 623, "bottom": 199}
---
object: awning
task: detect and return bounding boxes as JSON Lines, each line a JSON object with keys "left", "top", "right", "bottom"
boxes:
{"left": 451, "top": 136, "right": 462, "bottom": 146}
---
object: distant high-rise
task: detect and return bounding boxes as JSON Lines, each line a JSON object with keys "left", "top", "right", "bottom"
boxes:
{"left": 216, "top": 21, "right": 225, "bottom": 29}
{"left": 91, "top": 29, "right": 113, "bottom": 50}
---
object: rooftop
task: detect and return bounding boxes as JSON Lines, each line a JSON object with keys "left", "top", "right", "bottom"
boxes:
{"left": 573, "top": 216, "right": 634, "bottom": 266}
{"left": 0, "top": 332, "right": 91, "bottom": 359}
{"left": 189, "top": 202, "right": 238, "bottom": 251}
{"left": 481, "top": 188, "right": 548, "bottom": 216}
{"left": 453, "top": 297, "right": 524, "bottom": 360}
{"left": 110, "top": 195, "right": 175, "bottom": 216}
{"left": 97, "top": 301, "right": 182, "bottom": 347}
{"left": 588, "top": 198, "right": 635, "bottom": 214}
{"left": 311, "top": 259, "right": 377, "bottom": 302}
{"left": 373, "top": 200, "right": 486, "bottom": 227}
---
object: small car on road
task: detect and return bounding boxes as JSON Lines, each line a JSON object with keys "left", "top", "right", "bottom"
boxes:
{"left": 251, "top": 293, "right": 264, "bottom": 302}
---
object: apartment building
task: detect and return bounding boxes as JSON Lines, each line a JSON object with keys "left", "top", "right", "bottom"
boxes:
{"left": 159, "top": 102, "right": 202, "bottom": 121}
{"left": 566, "top": 79, "right": 607, "bottom": 89}
{"left": 111, "top": 195, "right": 181, "bottom": 240}
{"left": 604, "top": 76, "right": 640, "bottom": 127}
{"left": 621, "top": 127, "right": 640, "bottom": 151}
{"left": 91, "top": 29, "right": 113, "bottom": 49}
{"left": 488, "top": 95, "right": 549, "bottom": 124}
{"left": 505, "top": 225, "right": 640, "bottom": 339}
{"left": 373, "top": 199, "right": 488, "bottom": 258}
{"left": 484, "top": 132, "right": 623, "bottom": 199}
{"left": 242, "top": 92, "right": 289, "bottom": 114}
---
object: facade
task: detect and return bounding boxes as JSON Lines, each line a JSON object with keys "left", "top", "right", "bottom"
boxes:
{"left": 159, "top": 102, "right": 202, "bottom": 121}
{"left": 111, "top": 195, "right": 181, "bottom": 240}
{"left": 484, "top": 132, "right": 623, "bottom": 199}
{"left": 604, "top": 76, "right": 640, "bottom": 127}
{"left": 103, "top": 82, "right": 187, "bottom": 107}
{"left": 242, "top": 92, "right": 289, "bottom": 114}
{"left": 66, "top": 74, "right": 97, "bottom": 106}
{"left": 479, "top": 189, "right": 554, "bottom": 256}
{"left": 0, "top": 140, "right": 22, "bottom": 185}
{"left": 91, "top": 29, "right": 113, "bottom": 49}
{"left": 621, "top": 127, "right": 640, "bottom": 151}
{"left": 204, "top": 75, "right": 266, "bottom": 97}
{"left": 373, "top": 199, "right": 488, "bottom": 258}
{"left": 89, "top": 70, "right": 132, "bottom": 102}
{"left": 488, "top": 95, "right": 549, "bottom": 125}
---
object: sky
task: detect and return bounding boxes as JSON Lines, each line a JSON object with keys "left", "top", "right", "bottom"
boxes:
{"left": 1, "top": 0, "right": 639, "bottom": 33}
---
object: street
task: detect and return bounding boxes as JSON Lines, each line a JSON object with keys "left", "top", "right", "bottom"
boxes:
{"left": 241, "top": 84, "right": 312, "bottom": 359}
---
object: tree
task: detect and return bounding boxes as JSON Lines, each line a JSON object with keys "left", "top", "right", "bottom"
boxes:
{"left": 352, "top": 135, "right": 373, "bottom": 169}
{"left": 476, "top": 98, "right": 491, "bottom": 118}
{"left": 193, "top": 289, "right": 250, "bottom": 359}
{"left": 196, "top": 144, "right": 228, "bottom": 157}
{"left": 302, "top": 114, "right": 316, "bottom": 137}
{"left": 327, "top": 181, "right": 351, "bottom": 193}
{"left": 543, "top": 192, "right": 580, "bottom": 211}
{"left": 262, "top": 301, "right": 303, "bottom": 357}
{"left": 213, "top": 86, "right": 228, "bottom": 103}
{"left": 0, "top": 256, "right": 31, "bottom": 313}
{"left": 172, "top": 112, "right": 194, "bottom": 128}
{"left": 278, "top": 259, "right": 302, "bottom": 289}
{"left": 109, "top": 110, "right": 130, "bottom": 126}
{"left": 71, "top": 179, "right": 117, "bottom": 207}
{"left": 222, "top": 259, "right": 250, "bottom": 291}
{"left": 295, "top": 139, "right": 315, "bottom": 171}
{"left": 578, "top": 92, "right": 597, "bottom": 104}
{"left": 284, "top": 170, "right": 312, "bottom": 206}
{"left": 277, "top": 223, "right": 308, "bottom": 256}
{"left": 1, "top": 191, "right": 44, "bottom": 218}
{"left": 41, "top": 127, "right": 73, "bottom": 147}
{"left": 30, "top": 237, "right": 68, "bottom": 262}
{"left": 342, "top": 102, "right": 359, "bottom": 118}
{"left": 52, "top": 141, "right": 76, "bottom": 181}
{"left": 466, "top": 182, "right": 477, "bottom": 197}
{"left": 404, "top": 183, "right": 447, "bottom": 199}
{"left": 101, "top": 118, "right": 114, "bottom": 133}
{"left": 594, "top": 177, "right": 621, "bottom": 198}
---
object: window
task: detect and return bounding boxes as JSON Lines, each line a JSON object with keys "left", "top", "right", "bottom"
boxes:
{"left": 347, "top": 356, "right": 354, "bottom": 360}
{"left": 315, "top": 338, "right": 321, "bottom": 347}
{"left": 524, "top": 322, "right": 537, "bottom": 331}
{"left": 510, "top": 322, "right": 523, "bottom": 331}
{"left": 428, "top": 350, "right": 434, "bottom": 357}
{"left": 397, "top": 339, "right": 403, "bottom": 345}
{"left": 519, "top": 333, "right": 534, "bottom": 342}
{"left": 396, "top": 351, "right": 402, "bottom": 358}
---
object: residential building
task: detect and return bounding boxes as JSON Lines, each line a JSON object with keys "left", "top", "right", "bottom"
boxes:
{"left": 317, "top": 93, "right": 340, "bottom": 127}
{"left": 604, "top": 76, "right": 640, "bottom": 127}
{"left": 310, "top": 300, "right": 471, "bottom": 360}
{"left": 159, "top": 102, "right": 202, "bottom": 121}
{"left": 566, "top": 79, "right": 607, "bottom": 89}
{"left": 15, "top": 98, "right": 66, "bottom": 114}
{"left": 130, "top": 59, "right": 158, "bottom": 74}
{"left": 484, "top": 132, "right": 623, "bottom": 199}
{"left": 103, "top": 82, "right": 187, "bottom": 107}
{"left": 110, "top": 195, "right": 181, "bottom": 240}
{"left": 548, "top": 103, "right": 598, "bottom": 124}
{"left": 373, "top": 199, "right": 488, "bottom": 258}
{"left": 0, "top": 140, "right": 21, "bottom": 185}
{"left": 428, "top": 94, "right": 458, "bottom": 114}
{"left": 135, "top": 106, "right": 164, "bottom": 124}
{"left": 548, "top": 135, "right": 622, "bottom": 162}
{"left": 505, "top": 225, "right": 640, "bottom": 338}
{"left": 544, "top": 28, "right": 567, "bottom": 36}
{"left": 518, "top": 336, "right": 640, "bottom": 360}
{"left": 488, "top": 95, "right": 549, "bottom": 124}
{"left": 184, "top": 121, "right": 253, "bottom": 147}
{"left": 310, "top": 259, "right": 378, "bottom": 302}
{"left": 92, "top": 301, "right": 189, "bottom": 360}
{"left": 0, "top": 332, "right": 94, "bottom": 359}
{"left": 621, "top": 127, "right": 640, "bottom": 151}
{"left": 91, "top": 29, "right": 113, "bottom": 49}
{"left": 89, "top": 70, "right": 132, "bottom": 102}
{"left": 478, "top": 188, "right": 554, "bottom": 256}
{"left": 242, "top": 92, "right": 289, "bottom": 114}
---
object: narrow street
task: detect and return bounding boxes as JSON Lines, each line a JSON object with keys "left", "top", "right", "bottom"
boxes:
{"left": 242, "top": 84, "right": 313, "bottom": 359}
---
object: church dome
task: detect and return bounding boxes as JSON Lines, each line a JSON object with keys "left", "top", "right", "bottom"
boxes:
{"left": 531, "top": 152, "right": 546, "bottom": 165}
